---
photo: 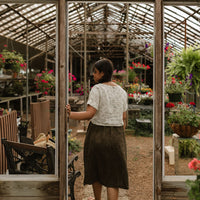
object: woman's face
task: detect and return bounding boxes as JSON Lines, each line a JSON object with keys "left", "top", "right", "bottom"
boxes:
{"left": 93, "top": 68, "right": 104, "bottom": 83}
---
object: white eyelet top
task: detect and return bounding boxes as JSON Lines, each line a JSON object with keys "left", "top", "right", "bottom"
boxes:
{"left": 87, "top": 83, "right": 128, "bottom": 126}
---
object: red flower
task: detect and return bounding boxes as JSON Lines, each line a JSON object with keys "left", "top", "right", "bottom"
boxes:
{"left": 189, "top": 102, "right": 195, "bottom": 106}
{"left": 146, "top": 65, "right": 150, "bottom": 70}
{"left": 166, "top": 102, "right": 175, "bottom": 108}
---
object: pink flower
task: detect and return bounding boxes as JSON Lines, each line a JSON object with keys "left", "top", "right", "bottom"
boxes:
{"left": 44, "top": 91, "right": 48, "bottom": 95}
{"left": 48, "top": 70, "right": 53, "bottom": 74}
{"left": 41, "top": 79, "right": 46, "bottom": 83}
{"left": 37, "top": 73, "right": 42, "bottom": 77}
{"left": 3, "top": 44, "right": 7, "bottom": 47}
{"left": 172, "top": 80, "right": 176, "bottom": 84}
{"left": 188, "top": 158, "right": 200, "bottom": 171}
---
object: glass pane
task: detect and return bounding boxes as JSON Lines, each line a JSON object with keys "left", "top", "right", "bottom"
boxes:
{"left": 164, "top": 5, "right": 200, "bottom": 177}
{"left": 0, "top": 3, "right": 56, "bottom": 175}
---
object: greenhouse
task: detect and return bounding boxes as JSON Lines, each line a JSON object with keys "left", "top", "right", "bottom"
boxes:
{"left": 0, "top": 0, "right": 200, "bottom": 199}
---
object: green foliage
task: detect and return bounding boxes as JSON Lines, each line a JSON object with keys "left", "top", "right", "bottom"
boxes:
{"left": 12, "top": 80, "right": 24, "bottom": 96}
{"left": 1, "top": 48, "right": 26, "bottom": 73}
{"left": 127, "top": 110, "right": 153, "bottom": 137}
{"left": 128, "top": 68, "right": 136, "bottom": 83}
{"left": 167, "top": 104, "right": 200, "bottom": 128}
{"left": 34, "top": 70, "right": 55, "bottom": 95}
{"left": 179, "top": 139, "right": 200, "bottom": 158}
{"left": 186, "top": 178, "right": 200, "bottom": 200}
{"left": 166, "top": 45, "right": 200, "bottom": 95}
{"left": 165, "top": 76, "right": 189, "bottom": 94}
{"left": 68, "top": 135, "right": 82, "bottom": 155}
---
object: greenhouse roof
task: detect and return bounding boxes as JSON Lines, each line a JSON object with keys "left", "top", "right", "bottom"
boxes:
{"left": 0, "top": 2, "right": 199, "bottom": 59}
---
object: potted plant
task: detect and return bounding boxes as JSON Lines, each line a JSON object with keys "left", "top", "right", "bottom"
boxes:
{"left": 166, "top": 45, "right": 200, "bottom": 95}
{"left": 165, "top": 76, "right": 189, "bottom": 102}
{"left": 34, "top": 70, "right": 55, "bottom": 96}
{"left": 0, "top": 54, "right": 5, "bottom": 73}
{"left": 1, "top": 45, "right": 26, "bottom": 75}
{"left": 186, "top": 158, "right": 200, "bottom": 200}
{"left": 167, "top": 102, "right": 200, "bottom": 138}
{"left": 34, "top": 70, "right": 77, "bottom": 96}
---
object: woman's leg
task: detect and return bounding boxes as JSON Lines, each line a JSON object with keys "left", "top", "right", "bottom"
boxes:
{"left": 107, "top": 187, "right": 119, "bottom": 200}
{"left": 92, "top": 182, "right": 102, "bottom": 200}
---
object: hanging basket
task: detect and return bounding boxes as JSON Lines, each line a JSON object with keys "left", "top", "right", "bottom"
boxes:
{"left": 168, "top": 93, "right": 182, "bottom": 102}
{"left": 170, "top": 123, "right": 199, "bottom": 138}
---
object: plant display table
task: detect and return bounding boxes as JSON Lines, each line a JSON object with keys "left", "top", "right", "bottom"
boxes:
{"left": 0, "top": 93, "right": 42, "bottom": 116}
{"left": 172, "top": 133, "right": 199, "bottom": 175}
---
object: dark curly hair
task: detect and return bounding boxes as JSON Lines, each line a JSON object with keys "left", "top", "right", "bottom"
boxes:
{"left": 94, "top": 58, "right": 114, "bottom": 83}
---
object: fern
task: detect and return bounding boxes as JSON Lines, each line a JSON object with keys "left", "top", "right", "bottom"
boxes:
{"left": 166, "top": 45, "right": 200, "bottom": 95}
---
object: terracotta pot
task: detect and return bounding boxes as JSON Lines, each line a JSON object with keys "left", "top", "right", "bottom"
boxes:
{"left": 170, "top": 123, "right": 199, "bottom": 138}
{"left": 12, "top": 72, "right": 18, "bottom": 78}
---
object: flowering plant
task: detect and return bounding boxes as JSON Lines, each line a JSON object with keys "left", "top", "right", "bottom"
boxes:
{"left": 1, "top": 45, "right": 26, "bottom": 73}
{"left": 34, "top": 70, "right": 55, "bottom": 95}
{"left": 167, "top": 102, "right": 200, "bottom": 128}
{"left": 113, "top": 69, "right": 126, "bottom": 76}
{"left": 164, "top": 42, "right": 174, "bottom": 61}
{"left": 0, "top": 54, "right": 5, "bottom": 69}
{"left": 68, "top": 135, "right": 81, "bottom": 155}
{"left": 166, "top": 45, "right": 200, "bottom": 95}
{"left": 131, "top": 61, "right": 151, "bottom": 70}
{"left": 165, "top": 76, "right": 188, "bottom": 94}
{"left": 165, "top": 102, "right": 175, "bottom": 108}
{"left": 186, "top": 158, "right": 200, "bottom": 200}
{"left": 128, "top": 91, "right": 153, "bottom": 105}
{"left": 74, "top": 83, "right": 84, "bottom": 96}
{"left": 34, "top": 70, "right": 77, "bottom": 96}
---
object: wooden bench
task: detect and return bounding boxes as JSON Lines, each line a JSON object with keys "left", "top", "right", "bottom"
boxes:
{"left": 0, "top": 111, "right": 18, "bottom": 174}
{"left": 136, "top": 118, "right": 152, "bottom": 131}
{"left": 164, "top": 145, "right": 175, "bottom": 165}
{"left": 1, "top": 138, "right": 81, "bottom": 199}
{"left": 1, "top": 138, "right": 55, "bottom": 174}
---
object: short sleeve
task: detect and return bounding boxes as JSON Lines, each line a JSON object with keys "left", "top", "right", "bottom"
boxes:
{"left": 87, "top": 86, "right": 99, "bottom": 110}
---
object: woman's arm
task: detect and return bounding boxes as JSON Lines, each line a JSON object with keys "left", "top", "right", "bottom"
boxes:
{"left": 66, "top": 104, "right": 97, "bottom": 120}
{"left": 123, "top": 111, "right": 127, "bottom": 130}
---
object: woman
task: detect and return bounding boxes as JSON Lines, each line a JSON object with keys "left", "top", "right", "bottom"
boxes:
{"left": 66, "top": 58, "right": 129, "bottom": 200}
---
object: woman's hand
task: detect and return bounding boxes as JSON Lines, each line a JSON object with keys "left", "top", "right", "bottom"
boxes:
{"left": 65, "top": 104, "right": 71, "bottom": 116}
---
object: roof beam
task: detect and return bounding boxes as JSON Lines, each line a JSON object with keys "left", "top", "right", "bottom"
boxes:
{"left": 5, "top": 4, "right": 55, "bottom": 41}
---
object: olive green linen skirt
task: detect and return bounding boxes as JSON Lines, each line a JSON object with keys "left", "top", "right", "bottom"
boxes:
{"left": 84, "top": 122, "right": 129, "bottom": 189}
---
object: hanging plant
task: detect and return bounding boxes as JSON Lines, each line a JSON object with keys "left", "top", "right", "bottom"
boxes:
{"left": 166, "top": 45, "right": 200, "bottom": 95}
{"left": 0, "top": 45, "right": 26, "bottom": 73}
